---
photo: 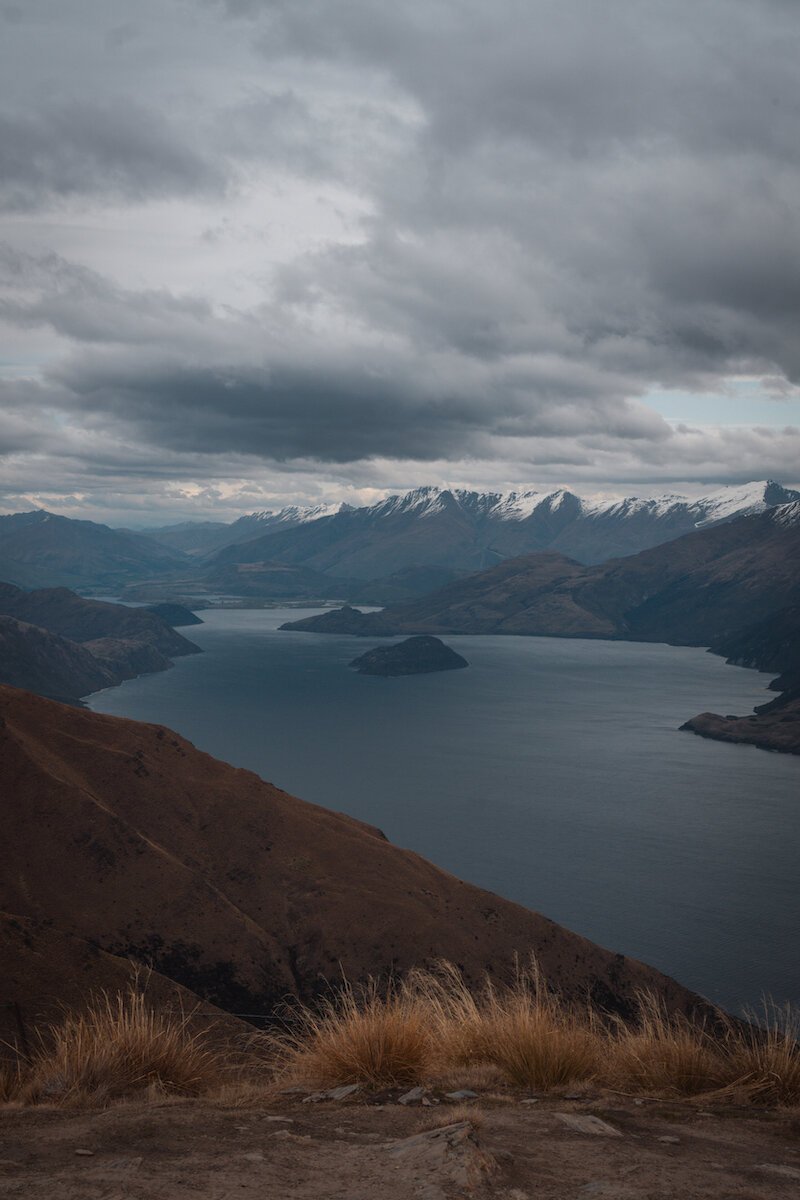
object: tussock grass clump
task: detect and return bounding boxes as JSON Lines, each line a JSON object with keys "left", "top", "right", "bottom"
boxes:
{"left": 410, "top": 959, "right": 600, "bottom": 1091}
{"left": 468, "top": 963, "right": 599, "bottom": 1091}
{"left": 610, "top": 991, "right": 726, "bottom": 1097}
{"left": 475, "top": 986, "right": 599, "bottom": 1090}
{"left": 270, "top": 978, "right": 433, "bottom": 1087}
{"left": 24, "top": 987, "right": 225, "bottom": 1105}
{"left": 6, "top": 965, "right": 800, "bottom": 1110}
{"left": 720, "top": 1002, "right": 800, "bottom": 1105}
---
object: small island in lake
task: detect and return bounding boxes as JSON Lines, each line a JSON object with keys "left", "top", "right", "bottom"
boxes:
{"left": 350, "top": 635, "right": 468, "bottom": 676}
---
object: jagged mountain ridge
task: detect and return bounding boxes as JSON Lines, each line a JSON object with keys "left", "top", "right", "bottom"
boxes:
{"left": 206, "top": 480, "right": 799, "bottom": 579}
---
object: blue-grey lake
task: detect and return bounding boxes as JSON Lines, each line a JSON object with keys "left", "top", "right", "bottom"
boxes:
{"left": 89, "top": 607, "right": 800, "bottom": 1015}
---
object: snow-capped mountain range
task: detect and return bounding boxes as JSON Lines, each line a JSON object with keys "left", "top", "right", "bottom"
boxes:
{"left": 342, "top": 479, "right": 793, "bottom": 528}
{"left": 207, "top": 479, "right": 800, "bottom": 578}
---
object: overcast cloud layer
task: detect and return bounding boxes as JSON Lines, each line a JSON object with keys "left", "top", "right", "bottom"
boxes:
{"left": 1, "top": 0, "right": 799, "bottom": 523}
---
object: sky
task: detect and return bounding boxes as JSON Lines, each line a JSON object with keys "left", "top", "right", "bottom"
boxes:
{"left": 1, "top": 0, "right": 799, "bottom": 526}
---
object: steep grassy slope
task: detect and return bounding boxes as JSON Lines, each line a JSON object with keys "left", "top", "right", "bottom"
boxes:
{"left": 1, "top": 686, "right": 701, "bottom": 1021}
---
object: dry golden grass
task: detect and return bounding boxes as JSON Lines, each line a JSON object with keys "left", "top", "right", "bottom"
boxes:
{"left": 268, "top": 978, "right": 433, "bottom": 1088}
{"left": 609, "top": 991, "right": 726, "bottom": 1097}
{"left": 5, "top": 966, "right": 800, "bottom": 1110}
{"left": 410, "top": 959, "right": 599, "bottom": 1091}
{"left": 22, "top": 987, "right": 226, "bottom": 1105}
{"left": 718, "top": 1002, "right": 800, "bottom": 1105}
{"left": 472, "top": 972, "right": 599, "bottom": 1091}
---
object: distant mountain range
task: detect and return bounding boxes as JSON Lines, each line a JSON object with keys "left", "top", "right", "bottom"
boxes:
{"left": 284, "top": 502, "right": 800, "bottom": 754}
{"left": 204, "top": 479, "right": 800, "bottom": 581}
{"left": 285, "top": 502, "right": 800, "bottom": 642}
{"left": 139, "top": 502, "right": 354, "bottom": 557}
{"left": 0, "top": 509, "right": 188, "bottom": 590}
{"left": 1, "top": 481, "right": 796, "bottom": 599}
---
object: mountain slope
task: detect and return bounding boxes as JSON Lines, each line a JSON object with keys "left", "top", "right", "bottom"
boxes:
{"left": 207, "top": 480, "right": 800, "bottom": 580}
{"left": 0, "top": 616, "right": 115, "bottom": 701}
{"left": 143, "top": 503, "right": 354, "bottom": 557}
{"left": 680, "top": 602, "right": 800, "bottom": 754}
{"left": 0, "top": 582, "right": 197, "bottom": 657}
{"left": 0, "top": 510, "right": 188, "bottom": 589}
{"left": 0, "top": 685, "right": 702, "bottom": 1019}
{"left": 0, "top": 913, "right": 240, "bottom": 1048}
{"left": 0, "top": 583, "right": 200, "bottom": 702}
{"left": 353, "top": 504, "right": 800, "bottom": 644}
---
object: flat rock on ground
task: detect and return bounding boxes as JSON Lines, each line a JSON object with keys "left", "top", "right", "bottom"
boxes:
{"left": 2, "top": 1094, "right": 800, "bottom": 1199}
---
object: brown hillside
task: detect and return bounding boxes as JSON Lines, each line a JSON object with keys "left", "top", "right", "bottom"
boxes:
{"left": 0, "top": 914, "right": 243, "bottom": 1056}
{"left": 0, "top": 685, "right": 701, "bottom": 1022}
{"left": 378, "top": 506, "right": 800, "bottom": 643}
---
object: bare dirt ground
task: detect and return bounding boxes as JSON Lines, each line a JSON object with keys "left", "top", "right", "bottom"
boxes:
{"left": 2, "top": 1090, "right": 800, "bottom": 1199}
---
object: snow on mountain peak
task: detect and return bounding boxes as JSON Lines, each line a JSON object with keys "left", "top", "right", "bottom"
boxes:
{"left": 237, "top": 480, "right": 797, "bottom": 536}
{"left": 770, "top": 500, "right": 800, "bottom": 528}
{"left": 688, "top": 481, "right": 778, "bottom": 525}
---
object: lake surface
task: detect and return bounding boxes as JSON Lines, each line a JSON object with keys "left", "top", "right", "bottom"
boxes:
{"left": 89, "top": 608, "right": 800, "bottom": 1014}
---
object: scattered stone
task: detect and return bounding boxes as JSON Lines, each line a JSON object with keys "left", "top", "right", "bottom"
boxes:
{"left": 445, "top": 1089, "right": 479, "bottom": 1100}
{"left": 658, "top": 1136, "right": 680, "bottom": 1145}
{"left": 421, "top": 1096, "right": 440, "bottom": 1106}
{"left": 328, "top": 1083, "right": 361, "bottom": 1101}
{"left": 241, "top": 1152, "right": 264, "bottom": 1162}
{"left": 520, "top": 1097, "right": 540, "bottom": 1105}
{"left": 74, "top": 1149, "right": 95, "bottom": 1157}
{"left": 756, "top": 1163, "right": 800, "bottom": 1180}
{"left": 555, "top": 1113, "right": 622, "bottom": 1137}
{"left": 263, "top": 1116, "right": 294, "bottom": 1123}
{"left": 398, "top": 1085, "right": 427, "bottom": 1105}
{"left": 564, "top": 1092, "right": 584, "bottom": 1100}
{"left": 386, "top": 1121, "right": 493, "bottom": 1189}
{"left": 303, "top": 1083, "right": 360, "bottom": 1103}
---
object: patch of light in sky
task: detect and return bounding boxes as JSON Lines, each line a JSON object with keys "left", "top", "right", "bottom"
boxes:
{"left": 644, "top": 380, "right": 800, "bottom": 428}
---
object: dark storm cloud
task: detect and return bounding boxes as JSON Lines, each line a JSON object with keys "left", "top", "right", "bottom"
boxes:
{"left": 235, "top": 0, "right": 800, "bottom": 391}
{"left": 0, "top": 100, "right": 226, "bottom": 210}
{"left": 2, "top": 0, "right": 800, "bottom": 515}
